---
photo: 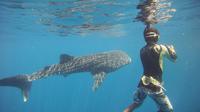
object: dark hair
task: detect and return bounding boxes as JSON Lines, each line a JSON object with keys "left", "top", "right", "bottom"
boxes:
{"left": 143, "top": 27, "right": 159, "bottom": 43}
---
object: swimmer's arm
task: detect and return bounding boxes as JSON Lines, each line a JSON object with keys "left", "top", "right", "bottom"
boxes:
{"left": 160, "top": 44, "right": 177, "bottom": 62}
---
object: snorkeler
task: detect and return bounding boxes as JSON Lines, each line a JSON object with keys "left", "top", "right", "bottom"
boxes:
{"left": 124, "top": 27, "right": 177, "bottom": 112}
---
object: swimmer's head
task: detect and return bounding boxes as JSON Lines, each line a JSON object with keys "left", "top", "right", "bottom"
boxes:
{"left": 144, "top": 27, "right": 159, "bottom": 44}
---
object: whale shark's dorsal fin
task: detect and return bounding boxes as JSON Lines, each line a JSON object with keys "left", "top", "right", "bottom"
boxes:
{"left": 60, "top": 54, "right": 74, "bottom": 64}
{"left": 92, "top": 71, "right": 106, "bottom": 91}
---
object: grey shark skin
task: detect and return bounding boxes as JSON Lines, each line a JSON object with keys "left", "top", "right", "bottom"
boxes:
{"left": 0, "top": 50, "right": 131, "bottom": 102}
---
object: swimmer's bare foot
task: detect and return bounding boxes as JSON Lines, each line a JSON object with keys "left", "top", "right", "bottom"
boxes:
{"left": 123, "top": 108, "right": 132, "bottom": 112}
{"left": 124, "top": 102, "right": 140, "bottom": 112}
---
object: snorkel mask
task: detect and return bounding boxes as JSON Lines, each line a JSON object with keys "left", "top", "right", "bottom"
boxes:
{"left": 144, "top": 27, "right": 160, "bottom": 43}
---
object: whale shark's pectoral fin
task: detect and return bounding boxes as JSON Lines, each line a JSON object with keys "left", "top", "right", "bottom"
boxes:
{"left": 92, "top": 72, "right": 106, "bottom": 91}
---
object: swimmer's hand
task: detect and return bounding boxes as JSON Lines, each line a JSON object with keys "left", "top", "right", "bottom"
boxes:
{"left": 166, "top": 45, "right": 177, "bottom": 60}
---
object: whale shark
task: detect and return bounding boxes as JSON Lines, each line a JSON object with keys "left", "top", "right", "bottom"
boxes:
{"left": 0, "top": 50, "right": 131, "bottom": 102}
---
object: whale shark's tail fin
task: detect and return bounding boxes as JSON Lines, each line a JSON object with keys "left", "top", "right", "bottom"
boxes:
{"left": 0, "top": 75, "right": 32, "bottom": 102}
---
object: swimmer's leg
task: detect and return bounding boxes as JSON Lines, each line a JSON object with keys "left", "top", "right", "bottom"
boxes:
{"left": 150, "top": 91, "right": 173, "bottom": 112}
{"left": 124, "top": 88, "right": 147, "bottom": 112}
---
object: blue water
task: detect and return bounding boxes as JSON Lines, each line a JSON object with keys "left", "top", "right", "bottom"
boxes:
{"left": 0, "top": 0, "right": 200, "bottom": 112}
